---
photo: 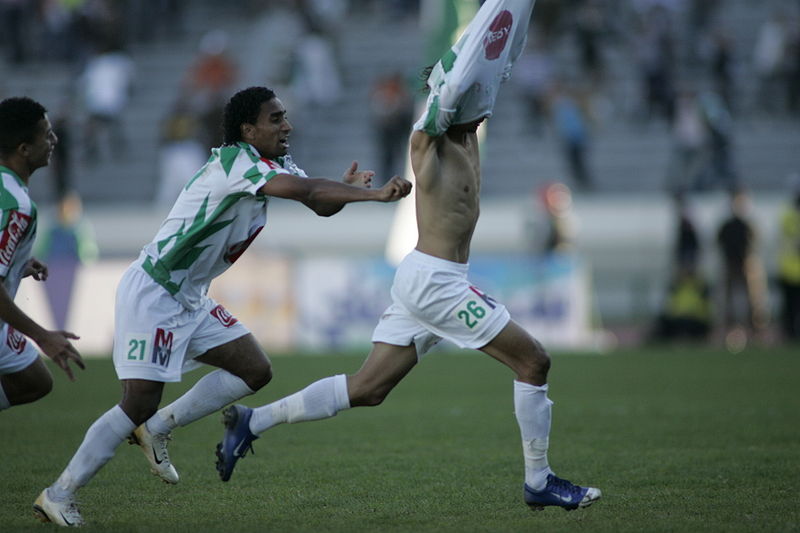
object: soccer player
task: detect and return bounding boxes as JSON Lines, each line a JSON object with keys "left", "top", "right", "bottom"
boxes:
{"left": 0, "top": 97, "right": 84, "bottom": 412}
{"left": 34, "top": 86, "right": 412, "bottom": 527}
{"left": 215, "top": 0, "right": 601, "bottom": 511}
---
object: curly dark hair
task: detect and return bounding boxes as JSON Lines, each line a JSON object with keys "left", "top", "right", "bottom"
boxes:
{"left": 222, "top": 87, "right": 277, "bottom": 145}
{"left": 0, "top": 97, "right": 47, "bottom": 156}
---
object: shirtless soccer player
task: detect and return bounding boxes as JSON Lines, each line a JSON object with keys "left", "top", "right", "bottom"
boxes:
{"left": 215, "top": 0, "right": 600, "bottom": 512}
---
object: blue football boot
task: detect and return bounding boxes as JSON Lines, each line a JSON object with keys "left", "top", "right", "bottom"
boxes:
{"left": 524, "top": 474, "right": 601, "bottom": 511}
{"left": 215, "top": 404, "right": 259, "bottom": 482}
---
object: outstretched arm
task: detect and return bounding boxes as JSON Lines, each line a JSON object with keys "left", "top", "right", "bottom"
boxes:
{"left": 259, "top": 163, "right": 412, "bottom": 217}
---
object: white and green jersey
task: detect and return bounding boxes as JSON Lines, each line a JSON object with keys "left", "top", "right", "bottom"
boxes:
{"left": 0, "top": 166, "right": 37, "bottom": 316}
{"left": 137, "top": 142, "right": 305, "bottom": 310}
{"left": 414, "top": 0, "right": 535, "bottom": 136}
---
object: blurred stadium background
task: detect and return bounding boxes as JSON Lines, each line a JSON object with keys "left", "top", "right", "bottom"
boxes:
{"left": 2, "top": 0, "right": 799, "bottom": 354}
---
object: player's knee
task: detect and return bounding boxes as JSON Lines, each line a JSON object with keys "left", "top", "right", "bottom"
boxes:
{"left": 244, "top": 361, "right": 272, "bottom": 392}
{"left": 14, "top": 375, "right": 53, "bottom": 405}
{"left": 519, "top": 342, "right": 551, "bottom": 382}
{"left": 349, "top": 382, "right": 390, "bottom": 407}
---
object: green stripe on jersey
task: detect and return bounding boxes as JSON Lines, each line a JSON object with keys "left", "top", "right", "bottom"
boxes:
{"left": 219, "top": 146, "right": 241, "bottom": 176}
{"left": 142, "top": 191, "right": 251, "bottom": 294}
{"left": 440, "top": 49, "right": 457, "bottom": 73}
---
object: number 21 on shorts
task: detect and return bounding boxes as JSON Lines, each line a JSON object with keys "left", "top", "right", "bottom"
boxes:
{"left": 125, "top": 332, "right": 152, "bottom": 362}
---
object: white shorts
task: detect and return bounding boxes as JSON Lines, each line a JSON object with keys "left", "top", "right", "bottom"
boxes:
{"left": 113, "top": 267, "right": 250, "bottom": 382}
{"left": 372, "top": 250, "right": 510, "bottom": 357}
{"left": 0, "top": 323, "right": 39, "bottom": 375}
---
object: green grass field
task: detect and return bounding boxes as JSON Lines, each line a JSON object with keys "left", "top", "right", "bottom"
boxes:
{"left": 1, "top": 346, "right": 798, "bottom": 532}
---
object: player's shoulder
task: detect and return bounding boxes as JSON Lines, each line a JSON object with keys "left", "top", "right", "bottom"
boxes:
{"left": 0, "top": 167, "right": 31, "bottom": 207}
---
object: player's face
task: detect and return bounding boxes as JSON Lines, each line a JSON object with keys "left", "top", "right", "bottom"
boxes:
{"left": 248, "top": 98, "right": 292, "bottom": 159}
{"left": 23, "top": 116, "right": 58, "bottom": 171}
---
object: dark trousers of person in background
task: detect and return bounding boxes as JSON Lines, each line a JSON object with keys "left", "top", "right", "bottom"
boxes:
{"left": 779, "top": 279, "right": 800, "bottom": 341}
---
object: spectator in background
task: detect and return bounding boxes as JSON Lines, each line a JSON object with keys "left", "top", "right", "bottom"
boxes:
{"left": 531, "top": 182, "right": 576, "bottom": 256}
{"left": 671, "top": 191, "right": 701, "bottom": 270}
{"left": 39, "top": 0, "right": 82, "bottom": 63}
{"left": 708, "top": 26, "right": 736, "bottom": 114}
{"left": 651, "top": 192, "right": 711, "bottom": 342}
{"left": 697, "top": 90, "right": 737, "bottom": 191}
{"left": 36, "top": 192, "right": 98, "bottom": 332}
{"left": 184, "top": 29, "right": 239, "bottom": 149}
{"left": 753, "top": 10, "right": 790, "bottom": 115}
{"left": 0, "top": 0, "right": 33, "bottom": 65}
{"left": 369, "top": 72, "right": 413, "bottom": 185}
{"left": 686, "top": 0, "right": 720, "bottom": 65}
{"left": 80, "top": 42, "right": 135, "bottom": 162}
{"left": 668, "top": 86, "right": 707, "bottom": 192}
{"left": 652, "top": 262, "right": 712, "bottom": 342}
{"left": 547, "top": 81, "right": 594, "bottom": 191}
{"left": 787, "top": 13, "right": 800, "bottom": 115}
{"left": 291, "top": 27, "right": 343, "bottom": 108}
{"left": 515, "top": 37, "right": 555, "bottom": 137}
{"left": 574, "top": 0, "right": 606, "bottom": 94}
{"left": 716, "top": 188, "right": 769, "bottom": 345}
{"left": 777, "top": 177, "right": 800, "bottom": 342}
{"left": 156, "top": 99, "right": 207, "bottom": 205}
{"left": 633, "top": 4, "right": 675, "bottom": 123}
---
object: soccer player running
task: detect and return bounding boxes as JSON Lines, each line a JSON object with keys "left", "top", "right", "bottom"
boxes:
{"left": 34, "top": 86, "right": 412, "bottom": 527}
{"left": 216, "top": 0, "right": 600, "bottom": 512}
{"left": 0, "top": 97, "right": 84, "bottom": 413}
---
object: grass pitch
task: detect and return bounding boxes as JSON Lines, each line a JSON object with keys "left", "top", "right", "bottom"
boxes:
{"left": 1, "top": 346, "right": 798, "bottom": 532}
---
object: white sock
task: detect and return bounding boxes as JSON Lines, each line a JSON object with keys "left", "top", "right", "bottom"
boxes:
{"left": 49, "top": 405, "right": 136, "bottom": 499}
{"left": 249, "top": 374, "right": 350, "bottom": 435}
{"left": 146, "top": 369, "right": 254, "bottom": 435}
{"left": 514, "top": 380, "right": 554, "bottom": 491}
{"left": 0, "top": 382, "right": 9, "bottom": 411}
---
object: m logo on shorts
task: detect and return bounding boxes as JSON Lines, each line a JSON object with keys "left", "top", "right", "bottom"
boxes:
{"left": 6, "top": 326, "right": 26, "bottom": 354}
{"left": 211, "top": 305, "right": 238, "bottom": 328}
{"left": 151, "top": 328, "right": 173, "bottom": 367}
{"left": 484, "top": 10, "right": 513, "bottom": 60}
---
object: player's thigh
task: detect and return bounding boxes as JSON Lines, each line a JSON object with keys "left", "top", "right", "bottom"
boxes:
{"left": 348, "top": 342, "right": 418, "bottom": 406}
{"left": 0, "top": 357, "right": 53, "bottom": 404}
{"left": 194, "top": 332, "right": 272, "bottom": 387}
{"left": 479, "top": 320, "right": 550, "bottom": 382}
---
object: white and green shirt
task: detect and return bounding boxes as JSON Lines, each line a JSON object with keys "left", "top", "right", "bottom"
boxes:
{"left": 414, "top": 0, "right": 535, "bottom": 136}
{"left": 138, "top": 142, "right": 304, "bottom": 310}
{"left": 0, "top": 166, "right": 37, "bottom": 320}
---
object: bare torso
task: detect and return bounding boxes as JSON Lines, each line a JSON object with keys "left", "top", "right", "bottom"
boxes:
{"left": 410, "top": 128, "right": 480, "bottom": 263}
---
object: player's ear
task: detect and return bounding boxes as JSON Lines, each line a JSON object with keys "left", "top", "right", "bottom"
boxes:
{"left": 240, "top": 123, "right": 255, "bottom": 142}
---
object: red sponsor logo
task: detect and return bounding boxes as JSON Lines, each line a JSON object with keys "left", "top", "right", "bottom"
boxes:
{"left": 211, "top": 304, "right": 238, "bottom": 328}
{"left": 483, "top": 10, "right": 513, "bottom": 60}
{"left": 6, "top": 326, "right": 26, "bottom": 354}
{"left": 0, "top": 210, "right": 31, "bottom": 267}
{"left": 224, "top": 225, "right": 263, "bottom": 264}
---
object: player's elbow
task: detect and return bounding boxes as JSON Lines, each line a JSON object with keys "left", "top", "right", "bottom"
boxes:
{"left": 305, "top": 195, "right": 343, "bottom": 217}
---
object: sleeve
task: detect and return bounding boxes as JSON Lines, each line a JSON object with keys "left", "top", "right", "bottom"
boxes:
{"left": 220, "top": 146, "right": 294, "bottom": 196}
{"left": 414, "top": 0, "right": 536, "bottom": 136}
